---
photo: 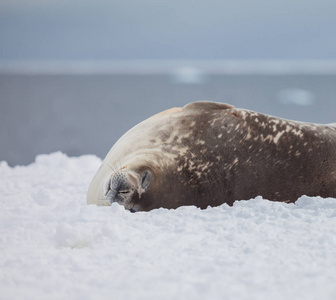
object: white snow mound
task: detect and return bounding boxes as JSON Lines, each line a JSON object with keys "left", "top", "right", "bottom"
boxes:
{"left": 1, "top": 152, "right": 336, "bottom": 300}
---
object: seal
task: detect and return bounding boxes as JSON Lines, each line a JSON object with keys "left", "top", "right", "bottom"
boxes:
{"left": 87, "top": 101, "right": 336, "bottom": 211}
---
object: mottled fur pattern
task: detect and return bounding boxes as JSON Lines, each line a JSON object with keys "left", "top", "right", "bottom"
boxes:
{"left": 87, "top": 101, "right": 336, "bottom": 211}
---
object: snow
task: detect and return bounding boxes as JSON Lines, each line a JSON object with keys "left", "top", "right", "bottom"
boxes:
{"left": 1, "top": 152, "right": 336, "bottom": 300}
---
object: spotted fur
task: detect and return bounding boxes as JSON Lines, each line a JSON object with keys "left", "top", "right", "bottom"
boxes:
{"left": 87, "top": 101, "right": 336, "bottom": 211}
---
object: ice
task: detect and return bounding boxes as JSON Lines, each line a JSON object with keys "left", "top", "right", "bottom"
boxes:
{"left": 1, "top": 152, "right": 336, "bottom": 300}
{"left": 277, "top": 88, "right": 316, "bottom": 106}
{"left": 171, "top": 67, "right": 207, "bottom": 84}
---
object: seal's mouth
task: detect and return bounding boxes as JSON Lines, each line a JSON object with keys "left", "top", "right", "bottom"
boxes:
{"left": 105, "top": 186, "right": 140, "bottom": 212}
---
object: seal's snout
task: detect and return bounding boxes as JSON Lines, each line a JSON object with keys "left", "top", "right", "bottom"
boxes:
{"left": 100, "top": 169, "right": 153, "bottom": 211}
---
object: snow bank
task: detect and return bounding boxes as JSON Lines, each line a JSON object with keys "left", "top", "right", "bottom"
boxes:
{"left": 1, "top": 152, "right": 336, "bottom": 300}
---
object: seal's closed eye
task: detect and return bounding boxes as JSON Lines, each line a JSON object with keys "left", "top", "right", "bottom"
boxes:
{"left": 118, "top": 190, "right": 131, "bottom": 194}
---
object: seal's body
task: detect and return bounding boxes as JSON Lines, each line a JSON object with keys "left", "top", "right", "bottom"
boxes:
{"left": 87, "top": 101, "right": 336, "bottom": 211}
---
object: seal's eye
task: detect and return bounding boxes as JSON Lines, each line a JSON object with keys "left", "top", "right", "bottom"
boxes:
{"left": 117, "top": 186, "right": 134, "bottom": 196}
{"left": 118, "top": 190, "right": 130, "bottom": 195}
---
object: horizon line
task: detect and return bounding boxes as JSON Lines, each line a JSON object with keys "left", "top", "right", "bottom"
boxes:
{"left": 2, "top": 59, "right": 336, "bottom": 75}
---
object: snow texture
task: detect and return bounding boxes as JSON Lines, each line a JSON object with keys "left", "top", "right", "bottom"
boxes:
{"left": 1, "top": 152, "right": 336, "bottom": 300}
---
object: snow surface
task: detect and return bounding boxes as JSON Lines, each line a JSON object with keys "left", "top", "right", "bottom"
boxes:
{"left": 1, "top": 152, "right": 336, "bottom": 300}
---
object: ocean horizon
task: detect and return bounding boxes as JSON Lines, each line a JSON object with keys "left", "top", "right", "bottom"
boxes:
{"left": 2, "top": 59, "right": 336, "bottom": 75}
{"left": 1, "top": 60, "right": 336, "bottom": 166}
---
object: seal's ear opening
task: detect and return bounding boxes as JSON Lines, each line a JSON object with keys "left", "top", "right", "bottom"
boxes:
{"left": 140, "top": 170, "right": 152, "bottom": 190}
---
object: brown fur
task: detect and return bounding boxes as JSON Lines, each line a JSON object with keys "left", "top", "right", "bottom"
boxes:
{"left": 87, "top": 102, "right": 336, "bottom": 211}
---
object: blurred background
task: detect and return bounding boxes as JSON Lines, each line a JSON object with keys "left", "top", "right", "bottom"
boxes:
{"left": 1, "top": 0, "right": 336, "bottom": 166}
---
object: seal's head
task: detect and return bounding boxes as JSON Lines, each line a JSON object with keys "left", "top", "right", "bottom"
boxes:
{"left": 87, "top": 102, "right": 234, "bottom": 211}
{"left": 86, "top": 145, "right": 170, "bottom": 212}
{"left": 86, "top": 105, "right": 185, "bottom": 211}
{"left": 103, "top": 168, "right": 153, "bottom": 212}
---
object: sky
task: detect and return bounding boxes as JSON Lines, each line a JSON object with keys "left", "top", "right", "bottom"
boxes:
{"left": 1, "top": 0, "right": 336, "bottom": 61}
